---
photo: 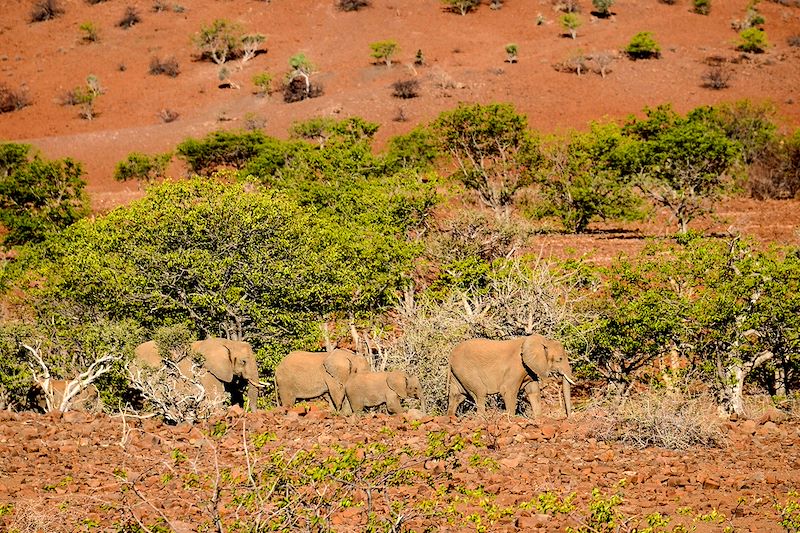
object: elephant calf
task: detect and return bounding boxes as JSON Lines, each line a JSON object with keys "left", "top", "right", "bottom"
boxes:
{"left": 344, "top": 371, "right": 423, "bottom": 415}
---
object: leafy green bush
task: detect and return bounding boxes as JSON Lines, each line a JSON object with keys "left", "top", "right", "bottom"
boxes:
{"left": 176, "top": 130, "right": 269, "bottom": 174}
{"left": 693, "top": 0, "right": 711, "bottom": 14}
{"left": 370, "top": 40, "right": 399, "bottom": 67}
{"left": 592, "top": 0, "right": 614, "bottom": 17}
{"left": 113, "top": 152, "right": 171, "bottom": 183}
{"left": 252, "top": 71, "right": 274, "bottom": 96}
{"left": 624, "top": 32, "right": 660, "bottom": 59}
{"left": 193, "top": 19, "right": 243, "bottom": 64}
{"left": 560, "top": 13, "right": 581, "bottom": 39}
{"left": 442, "top": 0, "right": 480, "bottom": 15}
{"left": 738, "top": 27, "right": 769, "bottom": 52}
{"left": 0, "top": 143, "right": 89, "bottom": 246}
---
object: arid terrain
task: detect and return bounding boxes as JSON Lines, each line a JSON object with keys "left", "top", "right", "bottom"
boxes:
{"left": 2, "top": 0, "right": 800, "bottom": 530}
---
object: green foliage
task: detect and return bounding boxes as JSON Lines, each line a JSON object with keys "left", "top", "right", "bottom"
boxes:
{"left": 193, "top": 19, "right": 243, "bottom": 64}
{"left": 0, "top": 143, "right": 89, "bottom": 246}
{"left": 776, "top": 491, "right": 800, "bottom": 532}
{"left": 383, "top": 126, "right": 438, "bottom": 171}
{"left": 252, "top": 71, "right": 274, "bottom": 96}
{"left": 504, "top": 43, "right": 518, "bottom": 62}
{"left": 431, "top": 102, "right": 541, "bottom": 216}
{"left": 624, "top": 32, "right": 661, "bottom": 59}
{"left": 176, "top": 130, "right": 269, "bottom": 175}
{"left": 79, "top": 21, "right": 99, "bottom": 43}
{"left": 369, "top": 39, "right": 399, "bottom": 67}
{"left": 560, "top": 13, "right": 581, "bottom": 38}
{"left": 622, "top": 104, "right": 741, "bottom": 233}
{"left": 693, "top": 0, "right": 711, "bottom": 15}
{"left": 113, "top": 152, "right": 171, "bottom": 183}
{"left": 534, "top": 123, "right": 645, "bottom": 233}
{"left": 738, "top": 27, "right": 769, "bottom": 53}
{"left": 703, "top": 100, "right": 778, "bottom": 165}
{"left": 288, "top": 52, "right": 315, "bottom": 74}
{"left": 592, "top": 0, "right": 614, "bottom": 16}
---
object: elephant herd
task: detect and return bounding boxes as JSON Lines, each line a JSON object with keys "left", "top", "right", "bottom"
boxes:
{"left": 31, "top": 334, "right": 575, "bottom": 418}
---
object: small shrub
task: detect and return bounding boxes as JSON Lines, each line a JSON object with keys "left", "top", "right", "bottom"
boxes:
{"left": 117, "top": 6, "right": 141, "bottom": 28}
{"left": 592, "top": 0, "right": 614, "bottom": 17}
{"left": 560, "top": 13, "right": 581, "bottom": 39}
{"left": 442, "top": 0, "right": 480, "bottom": 15}
{"left": 505, "top": 43, "right": 518, "bottom": 63}
{"left": 490, "top": 0, "right": 503, "bottom": 8}
{"left": 393, "top": 106, "right": 408, "bottom": 122}
{"left": 738, "top": 27, "right": 769, "bottom": 52}
{"left": 244, "top": 112, "right": 266, "bottom": 131}
{"left": 553, "top": 52, "right": 588, "bottom": 76}
{"left": 370, "top": 39, "right": 399, "bottom": 67}
{"left": 391, "top": 79, "right": 420, "bottom": 99}
{"left": 158, "top": 108, "right": 179, "bottom": 123}
{"left": 113, "top": 152, "right": 171, "bottom": 183}
{"left": 252, "top": 72, "right": 274, "bottom": 96}
{"left": 152, "top": 0, "right": 169, "bottom": 11}
{"left": 0, "top": 84, "right": 31, "bottom": 113}
{"left": 702, "top": 62, "right": 732, "bottom": 89}
{"left": 30, "top": 0, "right": 64, "bottom": 22}
{"left": 149, "top": 56, "right": 180, "bottom": 77}
{"left": 63, "top": 76, "right": 103, "bottom": 120}
{"left": 283, "top": 77, "right": 324, "bottom": 103}
{"left": 79, "top": 22, "right": 99, "bottom": 43}
{"left": 554, "top": 0, "right": 581, "bottom": 12}
{"left": 788, "top": 35, "right": 800, "bottom": 48}
{"left": 659, "top": 0, "right": 677, "bottom": 3}
{"left": 337, "top": 0, "right": 370, "bottom": 11}
{"left": 86, "top": 0, "right": 109, "bottom": 4}
{"left": 193, "top": 19, "right": 243, "bottom": 64}
{"left": 625, "top": 31, "right": 661, "bottom": 59}
{"left": 693, "top": 0, "right": 711, "bottom": 14}
{"left": 414, "top": 49, "right": 425, "bottom": 66}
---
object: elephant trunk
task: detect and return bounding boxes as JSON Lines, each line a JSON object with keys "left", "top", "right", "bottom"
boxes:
{"left": 562, "top": 375, "right": 572, "bottom": 418}
{"left": 246, "top": 381, "right": 260, "bottom": 411}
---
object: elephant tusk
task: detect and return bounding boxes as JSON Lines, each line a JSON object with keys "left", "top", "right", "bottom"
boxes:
{"left": 562, "top": 373, "right": 576, "bottom": 386}
{"left": 251, "top": 379, "right": 267, "bottom": 389}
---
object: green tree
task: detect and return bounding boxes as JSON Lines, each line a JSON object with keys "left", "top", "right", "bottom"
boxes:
{"left": 560, "top": 13, "right": 581, "bottom": 39}
{"left": 622, "top": 104, "right": 741, "bottom": 233}
{"left": 624, "top": 32, "right": 660, "bottom": 59}
{"left": 738, "top": 27, "right": 769, "bottom": 53}
{"left": 442, "top": 0, "right": 480, "bottom": 15}
{"left": 113, "top": 152, "right": 171, "bottom": 183}
{"left": 370, "top": 40, "right": 399, "bottom": 67}
{"left": 693, "top": 0, "right": 711, "bottom": 15}
{"left": 592, "top": 0, "right": 614, "bottom": 17}
{"left": 534, "top": 123, "right": 644, "bottom": 233}
{"left": 431, "top": 103, "right": 541, "bottom": 218}
{"left": 176, "top": 130, "right": 269, "bottom": 175}
{"left": 0, "top": 143, "right": 89, "bottom": 246}
{"left": 193, "top": 19, "right": 243, "bottom": 64}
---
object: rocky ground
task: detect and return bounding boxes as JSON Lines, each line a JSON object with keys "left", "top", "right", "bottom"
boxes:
{"left": 1, "top": 405, "right": 798, "bottom": 532}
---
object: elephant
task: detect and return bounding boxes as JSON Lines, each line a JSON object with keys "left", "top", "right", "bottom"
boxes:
{"left": 28, "top": 379, "right": 101, "bottom": 412}
{"left": 344, "top": 370, "right": 424, "bottom": 414}
{"left": 275, "top": 348, "right": 370, "bottom": 410}
{"left": 448, "top": 334, "right": 575, "bottom": 418}
{"left": 132, "top": 337, "right": 263, "bottom": 410}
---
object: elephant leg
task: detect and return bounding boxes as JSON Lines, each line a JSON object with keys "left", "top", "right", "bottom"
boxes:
{"left": 385, "top": 392, "right": 403, "bottom": 415}
{"left": 447, "top": 374, "right": 466, "bottom": 416}
{"left": 325, "top": 377, "right": 346, "bottom": 411}
{"left": 524, "top": 380, "right": 542, "bottom": 418}
{"left": 278, "top": 386, "right": 295, "bottom": 408}
{"left": 473, "top": 391, "right": 488, "bottom": 415}
{"left": 501, "top": 387, "right": 519, "bottom": 416}
{"left": 201, "top": 374, "right": 227, "bottom": 406}
{"left": 246, "top": 383, "right": 259, "bottom": 411}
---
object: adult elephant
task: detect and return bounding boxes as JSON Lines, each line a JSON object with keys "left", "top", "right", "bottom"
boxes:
{"left": 133, "top": 337, "right": 263, "bottom": 410}
{"left": 275, "top": 348, "right": 370, "bottom": 411}
{"left": 448, "top": 334, "right": 575, "bottom": 418}
{"left": 345, "top": 370, "right": 424, "bottom": 414}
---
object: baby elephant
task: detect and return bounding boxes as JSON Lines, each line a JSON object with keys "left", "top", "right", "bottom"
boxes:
{"left": 345, "top": 371, "right": 423, "bottom": 414}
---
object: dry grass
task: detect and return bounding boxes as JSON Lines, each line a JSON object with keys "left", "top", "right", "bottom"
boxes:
{"left": 584, "top": 390, "right": 726, "bottom": 450}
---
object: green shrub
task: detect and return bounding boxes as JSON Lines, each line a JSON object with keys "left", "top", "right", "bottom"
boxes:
{"left": 113, "top": 152, "right": 171, "bottom": 183}
{"left": 693, "top": 0, "right": 711, "bottom": 14}
{"left": 505, "top": 43, "right": 518, "bottom": 63}
{"left": 592, "top": 0, "right": 614, "bottom": 17}
{"left": 79, "top": 21, "right": 99, "bottom": 42}
{"left": 176, "top": 130, "right": 269, "bottom": 174}
{"left": 560, "top": 13, "right": 581, "bottom": 39}
{"left": 738, "top": 27, "right": 769, "bottom": 52}
{"left": 442, "top": 0, "right": 480, "bottom": 15}
{"left": 0, "top": 143, "right": 89, "bottom": 246}
{"left": 193, "top": 19, "right": 243, "bottom": 64}
{"left": 252, "top": 72, "right": 274, "bottom": 96}
{"left": 370, "top": 40, "right": 399, "bottom": 67}
{"left": 624, "top": 32, "right": 660, "bottom": 59}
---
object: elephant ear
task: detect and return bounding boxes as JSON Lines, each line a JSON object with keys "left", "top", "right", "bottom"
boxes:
{"left": 323, "top": 351, "right": 351, "bottom": 384}
{"left": 196, "top": 338, "right": 235, "bottom": 383}
{"left": 521, "top": 334, "right": 548, "bottom": 380}
{"left": 386, "top": 372, "right": 408, "bottom": 397}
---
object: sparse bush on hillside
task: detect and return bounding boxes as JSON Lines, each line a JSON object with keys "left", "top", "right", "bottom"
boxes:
{"left": 553, "top": 0, "right": 581, "bottom": 12}
{"left": 441, "top": 0, "right": 480, "bottom": 15}
{"left": 0, "top": 83, "right": 31, "bottom": 114}
{"left": 789, "top": 35, "right": 800, "bottom": 48}
{"left": 702, "top": 61, "right": 732, "bottom": 90}
{"left": 113, "top": 152, "right": 171, "bottom": 183}
{"left": 738, "top": 27, "right": 769, "bottom": 53}
{"left": 505, "top": 43, "right": 518, "bottom": 63}
{"left": 592, "top": 0, "right": 614, "bottom": 17}
{"left": 560, "top": 13, "right": 582, "bottom": 39}
{"left": 693, "top": 0, "right": 711, "bottom": 14}
{"left": 176, "top": 130, "right": 269, "bottom": 174}
{"left": 731, "top": 1, "right": 765, "bottom": 31}
{"left": 117, "top": 6, "right": 141, "bottom": 28}
{"left": 283, "top": 53, "right": 323, "bottom": 103}
{"left": 391, "top": 79, "right": 420, "bottom": 99}
{"left": 79, "top": 21, "right": 99, "bottom": 43}
{"left": 193, "top": 19, "right": 244, "bottom": 64}
{"left": 252, "top": 72, "right": 274, "bottom": 96}
{"left": 62, "top": 75, "right": 103, "bottom": 120}
{"left": 241, "top": 33, "right": 266, "bottom": 64}
{"left": 30, "top": 0, "right": 64, "bottom": 22}
{"left": 624, "top": 31, "right": 661, "bottom": 59}
{"left": 149, "top": 56, "right": 180, "bottom": 77}
{"left": 370, "top": 40, "right": 400, "bottom": 67}
{"left": 337, "top": 0, "right": 370, "bottom": 11}
{"left": 158, "top": 108, "right": 179, "bottom": 123}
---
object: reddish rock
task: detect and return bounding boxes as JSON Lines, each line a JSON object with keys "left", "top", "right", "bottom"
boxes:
{"left": 516, "top": 514, "right": 551, "bottom": 528}
{"left": 540, "top": 424, "right": 557, "bottom": 440}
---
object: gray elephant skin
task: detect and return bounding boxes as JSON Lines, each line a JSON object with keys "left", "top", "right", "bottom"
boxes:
{"left": 133, "top": 337, "right": 262, "bottom": 409}
{"left": 345, "top": 370, "right": 423, "bottom": 414}
{"left": 448, "top": 334, "right": 575, "bottom": 417}
{"left": 28, "top": 379, "right": 101, "bottom": 412}
{"left": 275, "top": 349, "right": 370, "bottom": 410}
